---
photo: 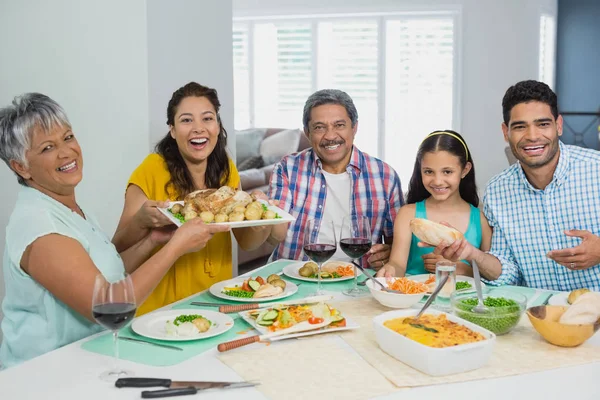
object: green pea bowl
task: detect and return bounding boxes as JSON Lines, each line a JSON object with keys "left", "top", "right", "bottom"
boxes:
{"left": 450, "top": 289, "right": 527, "bottom": 335}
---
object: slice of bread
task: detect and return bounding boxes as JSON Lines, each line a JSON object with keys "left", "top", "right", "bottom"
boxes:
{"left": 409, "top": 218, "right": 464, "bottom": 246}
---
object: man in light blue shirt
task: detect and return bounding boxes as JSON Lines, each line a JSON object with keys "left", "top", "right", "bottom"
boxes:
{"left": 435, "top": 80, "right": 600, "bottom": 291}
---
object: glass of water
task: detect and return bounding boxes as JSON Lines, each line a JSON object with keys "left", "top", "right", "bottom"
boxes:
{"left": 435, "top": 261, "right": 456, "bottom": 311}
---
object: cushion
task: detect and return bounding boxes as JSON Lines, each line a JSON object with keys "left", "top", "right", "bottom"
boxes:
{"left": 239, "top": 168, "right": 267, "bottom": 190}
{"left": 259, "top": 128, "right": 301, "bottom": 164}
{"left": 235, "top": 128, "right": 267, "bottom": 164}
{"left": 237, "top": 154, "right": 265, "bottom": 171}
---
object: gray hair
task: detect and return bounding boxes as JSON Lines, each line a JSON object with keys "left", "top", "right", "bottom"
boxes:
{"left": 302, "top": 89, "right": 358, "bottom": 131}
{"left": 0, "top": 93, "right": 70, "bottom": 185}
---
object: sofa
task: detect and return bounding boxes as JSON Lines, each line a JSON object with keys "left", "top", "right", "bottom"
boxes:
{"left": 235, "top": 128, "right": 311, "bottom": 265}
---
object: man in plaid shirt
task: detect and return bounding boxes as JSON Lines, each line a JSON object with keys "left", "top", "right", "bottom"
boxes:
{"left": 436, "top": 80, "right": 600, "bottom": 291}
{"left": 266, "top": 89, "right": 403, "bottom": 269}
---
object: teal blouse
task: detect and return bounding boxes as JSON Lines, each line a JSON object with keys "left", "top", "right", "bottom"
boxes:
{"left": 406, "top": 200, "right": 482, "bottom": 276}
{"left": 0, "top": 186, "right": 125, "bottom": 368}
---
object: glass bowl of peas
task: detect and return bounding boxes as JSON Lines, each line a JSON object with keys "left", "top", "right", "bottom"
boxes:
{"left": 451, "top": 289, "right": 527, "bottom": 335}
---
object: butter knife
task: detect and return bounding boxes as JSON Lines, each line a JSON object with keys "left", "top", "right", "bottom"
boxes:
{"left": 119, "top": 336, "right": 183, "bottom": 351}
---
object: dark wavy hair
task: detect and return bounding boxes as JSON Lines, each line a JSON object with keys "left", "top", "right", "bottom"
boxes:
{"left": 155, "top": 82, "right": 230, "bottom": 199}
{"left": 406, "top": 130, "right": 479, "bottom": 207}
{"left": 502, "top": 80, "right": 558, "bottom": 125}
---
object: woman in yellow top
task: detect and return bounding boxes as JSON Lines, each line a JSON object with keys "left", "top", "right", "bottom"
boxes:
{"left": 113, "top": 82, "right": 279, "bottom": 315}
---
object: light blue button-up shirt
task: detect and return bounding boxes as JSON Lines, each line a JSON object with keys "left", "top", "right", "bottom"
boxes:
{"left": 0, "top": 186, "right": 125, "bottom": 368}
{"left": 483, "top": 141, "right": 600, "bottom": 291}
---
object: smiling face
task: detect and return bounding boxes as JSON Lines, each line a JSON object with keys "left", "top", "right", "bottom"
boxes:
{"left": 306, "top": 104, "right": 357, "bottom": 174}
{"left": 170, "top": 96, "right": 220, "bottom": 165}
{"left": 502, "top": 101, "right": 563, "bottom": 170}
{"left": 11, "top": 124, "right": 83, "bottom": 196}
{"left": 421, "top": 150, "right": 471, "bottom": 202}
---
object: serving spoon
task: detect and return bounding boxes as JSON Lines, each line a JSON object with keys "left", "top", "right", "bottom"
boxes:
{"left": 471, "top": 260, "right": 489, "bottom": 314}
{"left": 414, "top": 274, "right": 449, "bottom": 320}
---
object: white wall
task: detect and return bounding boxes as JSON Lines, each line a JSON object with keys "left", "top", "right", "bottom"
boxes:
{"left": 233, "top": 0, "right": 558, "bottom": 192}
{"left": 0, "top": 0, "right": 234, "bottom": 341}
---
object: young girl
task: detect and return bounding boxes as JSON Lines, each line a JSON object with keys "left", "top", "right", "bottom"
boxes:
{"left": 377, "top": 130, "right": 491, "bottom": 277}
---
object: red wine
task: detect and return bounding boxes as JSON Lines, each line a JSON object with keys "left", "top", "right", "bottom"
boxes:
{"left": 304, "top": 244, "right": 336, "bottom": 263}
{"left": 340, "top": 238, "right": 372, "bottom": 259}
{"left": 93, "top": 302, "right": 137, "bottom": 331}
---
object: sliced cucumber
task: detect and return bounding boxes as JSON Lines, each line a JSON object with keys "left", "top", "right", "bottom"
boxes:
{"left": 257, "top": 319, "right": 274, "bottom": 326}
{"left": 320, "top": 272, "right": 331, "bottom": 279}
{"left": 248, "top": 280, "right": 261, "bottom": 291}
{"left": 262, "top": 310, "right": 278, "bottom": 321}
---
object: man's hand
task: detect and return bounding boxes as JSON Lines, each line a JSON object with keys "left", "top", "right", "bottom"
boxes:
{"left": 367, "top": 244, "right": 391, "bottom": 270}
{"left": 547, "top": 230, "right": 600, "bottom": 270}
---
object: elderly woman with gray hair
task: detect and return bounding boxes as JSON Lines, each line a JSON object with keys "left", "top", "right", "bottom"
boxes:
{"left": 0, "top": 93, "right": 229, "bottom": 368}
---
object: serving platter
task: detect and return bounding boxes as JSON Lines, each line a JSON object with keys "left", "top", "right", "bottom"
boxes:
{"left": 158, "top": 200, "right": 295, "bottom": 228}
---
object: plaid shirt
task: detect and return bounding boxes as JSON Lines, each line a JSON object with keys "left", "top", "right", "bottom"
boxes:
{"left": 268, "top": 146, "right": 403, "bottom": 267}
{"left": 484, "top": 142, "right": 600, "bottom": 291}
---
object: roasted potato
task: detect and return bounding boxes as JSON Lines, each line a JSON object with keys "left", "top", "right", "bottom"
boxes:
{"left": 304, "top": 261, "right": 318, "bottom": 274}
{"left": 170, "top": 203, "right": 183, "bottom": 214}
{"left": 192, "top": 317, "right": 211, "bottom": 333}
{"left": 568, "top": 288, "right": 591, "bottom": 305}
{"left": 228, "top": 211, "right": 245, "bottom": 222}
{"left": 244, "top": 207, "right": 262, "bottom": 221}
{"left": 200, "top": 211, "right": 215, "bottom": 223}
{"left": 184, "top": 210, "right": 198, "bottom": 221}
{"left": 214, "top": 213, "right": 228, "bottom": 223}
{"left": 270, "top": 279, "right": 286, "bottom": 290}
{"left": 267, "top": 274, "right": 280, "bottom": 284}
{"left": 262, "top": 210, "right": 276, "bottom": 220}
{"left": 247, "top": 201, "right": 263, "bottom": 211}
{"left": 233, "top": 205, "right": 246, "bottom": 214}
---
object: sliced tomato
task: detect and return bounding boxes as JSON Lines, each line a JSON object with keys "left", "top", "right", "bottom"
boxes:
{"left": 241, "top": 280, "right": 251, "bottom": 292}
{"left": 330, "top": 319, "right": 346, "bottom": 328}
{"left": 308, "top": 317, "right": 325, "bottom": 325}
{"left": 256, "top": 276, "right": 265, "bottom": 285}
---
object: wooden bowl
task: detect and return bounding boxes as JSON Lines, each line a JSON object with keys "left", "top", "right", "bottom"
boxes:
{"left": 526, "top": 305, "right": 600, "bottom": 347}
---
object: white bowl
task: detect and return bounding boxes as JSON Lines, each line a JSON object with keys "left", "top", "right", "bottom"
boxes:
{"left": 366, "top": 277, "right": 426, "bottom": 308}
{"left": 373, "top": 309, "right": 496, "bottom": 376}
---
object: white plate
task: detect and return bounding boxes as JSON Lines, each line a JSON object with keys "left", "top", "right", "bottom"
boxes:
{"left": 158, "top": 200, "right": 295, "bottom": 228}
{"left": 131, "top": 309, "right": 234, "bottom": 342}
{"left": 239, "top": 305, "right": 359, "bottom": 338}
{"left": 548, "top": 292, "right": 569, "bottom": 306}
{"left": 209, "top": 278, "right": 299, "bottom": 303}
{"left": 282, "top": 260, "right": 363, "bottom": 283}
{"left": 408, "top": 274, "right": 483, "bottom": 294}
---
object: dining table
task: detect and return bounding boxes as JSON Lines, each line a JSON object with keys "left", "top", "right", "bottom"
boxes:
{"left": 1, "top": 259, "right": 599, "bottom": 400}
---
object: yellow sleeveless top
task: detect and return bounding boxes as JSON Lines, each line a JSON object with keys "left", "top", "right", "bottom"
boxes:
{"left": 128, "top": 153, "right": 240, "bottom": 315}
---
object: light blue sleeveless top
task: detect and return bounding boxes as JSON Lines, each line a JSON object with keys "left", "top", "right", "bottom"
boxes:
{"left": 0, "top": 186, "right": 125, "bottom": 369}
{"left": 406, "top": 200, "right": 482, "bottom": 276}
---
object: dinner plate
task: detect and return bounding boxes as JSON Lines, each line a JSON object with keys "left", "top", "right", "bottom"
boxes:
{"left": 209, "top": 278, "right": 299, "bottom": 303}
{"left": 548, "top": 292, "right": 569, "bottom": 306}
{"left": 238, "top": 307, "right": 360, "bottom": 338}
{"left": 157, "top": 200, "right": 295, "bottom": 228}
{"left": 281, "top": 260, "right": 363, "bottom": 283}
{"left": 131, "top": 309, "right": 234, "bottom": 342}
{"left": 408, "top": 274, "right": 483, "bottom": 294}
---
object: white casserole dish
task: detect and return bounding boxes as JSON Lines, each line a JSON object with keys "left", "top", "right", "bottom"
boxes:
{"left": 373, "top": 308, "right": 496, "bottom": 376}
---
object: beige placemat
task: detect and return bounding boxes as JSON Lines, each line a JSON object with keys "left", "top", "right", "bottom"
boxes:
{"left": 218, "top": 336, "right": 399, "bottom": 400}
{"left": 331, "top": 298, "right": 600, "bottom": 388}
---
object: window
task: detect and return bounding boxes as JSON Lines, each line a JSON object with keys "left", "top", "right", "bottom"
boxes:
{"left": 539, "top": 14, "right": 556, "bottom": 89}
{"left": 233, "top": 13, "right": 458, "bottom": 186}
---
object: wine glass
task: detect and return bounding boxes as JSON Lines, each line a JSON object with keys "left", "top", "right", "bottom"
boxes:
{"left": 340, "top": 215, "right": 372, "bottom": 297}
{"left": 303, "top": 219, "right": 337, "bottom": 296}
{"left": 92, "top": 273, "right": 137, "bottom": 382}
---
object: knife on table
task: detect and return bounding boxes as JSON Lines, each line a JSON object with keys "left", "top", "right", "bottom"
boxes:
{"left": 115, "top": 378, "right": 258, "bottom": 398}
{"left": 217, "top": 294, "right": 334, "bottom": 313}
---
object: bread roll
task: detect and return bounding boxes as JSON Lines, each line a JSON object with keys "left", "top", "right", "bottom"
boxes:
{"left": 559, "top": 292, "right": 600, "bottom": 325}
{"left": 409, "top": 218, "right": 464, "bottom": 246}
